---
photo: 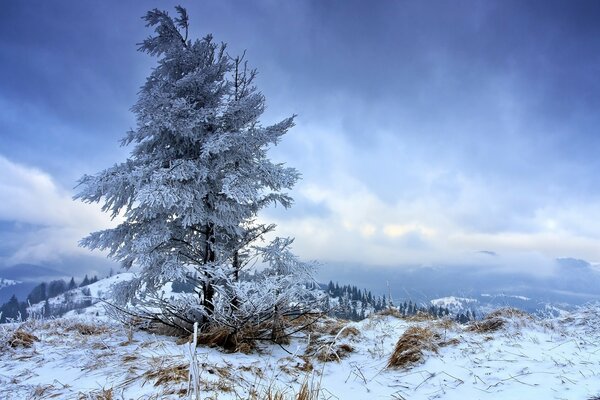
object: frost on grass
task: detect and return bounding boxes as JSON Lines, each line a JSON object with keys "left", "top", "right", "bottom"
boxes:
{"left": 387, "top": 326, "right": 442, "bottom": 369}
{"left": 2, "top": 301, "right": 600, "bottom": 399}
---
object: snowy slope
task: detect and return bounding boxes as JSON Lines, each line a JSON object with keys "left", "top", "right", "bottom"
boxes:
{"left": 26, "top": 273, "right": 135, "bottom": 319}
{"left": 1, "top": 295, "right": 600, "bottom": 399}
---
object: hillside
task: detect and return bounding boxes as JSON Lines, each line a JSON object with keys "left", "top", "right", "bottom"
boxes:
{"left": 1, "top": 276, "right": 599, "bottom": 399}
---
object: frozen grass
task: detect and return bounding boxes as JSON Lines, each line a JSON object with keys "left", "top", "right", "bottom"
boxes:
{"left": 1, "top": 304, "right": 600, "bottom": 399}
{"left": 387, "top": 326, "right": 442, "bottom": 369}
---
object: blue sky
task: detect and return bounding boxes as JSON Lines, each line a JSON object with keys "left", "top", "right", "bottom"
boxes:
{"left": 1, "top": 1, "right": 600, "bottom": 277}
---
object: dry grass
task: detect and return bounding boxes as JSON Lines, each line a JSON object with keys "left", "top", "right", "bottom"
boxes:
{"left": 196, "top": 325, "right": 259, "bottom": 353}
{"left": 296, "top": 356, "right": 314, "bottom": 372}
{"left": 486, "top": 307, "right": 532, "bottom": 320}
{"left": 8, "top": 329, "right": 39, "bottom": 348}
{"left": 144, "top": 363, "right": 189, "bottom": 387}
{"left": 435, "top": 318, "right": 458, "bottom": 331}
{"left": 247, "top": 372, "right": 323, "bottom": 400}
{"left": 316, "top": 343, "right": 354, "bottom": 362}
{"left": 248, "top": 386, "right": 287, "bottom": 400}
{"left": 332, "top": 325, "right": 360, "bottom": 338}
{"left": 76, "top": 387, "right": 114, "bottom": 400}
{"left": 122, "top": 354, "right": 138, "bottom": 363}
{"left": 468, "top": 317, "right": 505, "bottom": 333}
{"left": 468, "top": 308, "right": 535, "bottom": 333}
{"left": 387, "top": 326, "right": 441, "bottom": 369}
{"left": 439, "top": 337, "right": 461, "bottom": 347}
{"left": 376, "top": 307, "right": 404, "bottom": 318}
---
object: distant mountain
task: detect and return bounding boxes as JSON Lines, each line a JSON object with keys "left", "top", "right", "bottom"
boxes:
{"left": 0, "top": 264, "right": 65, "bottom": 282}
{"left": 556, "top": 257, "right": 591, "bottom": 269}
{"left": 319, "top": 256, "right": 600, "bottom": 315}
{"left": 0, "top": 282, "right": 38, "bottom": 304}
{"left": 0, "top": 264, "right": 67, "bottom": 304}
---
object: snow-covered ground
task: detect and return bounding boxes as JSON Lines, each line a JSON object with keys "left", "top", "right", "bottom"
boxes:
{"left": 1, "top": 277, "right": 600, "bottom": 399}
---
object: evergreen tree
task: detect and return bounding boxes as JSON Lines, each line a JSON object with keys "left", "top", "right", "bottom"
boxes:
{"left": 80, "top": 275, "right": 90, "bottom": 287}
{"left": 327, "top": 281, "right": 334, "bottom": 295}
{"left": 75, "top": 7, "right": 312, "bottom": 333}
{"left": 27, "top": 282, "right": 47, "bottom": 304}
{"left": 1, "top": 295, "right": 18, "bottom": 322}
{"left": 48, "top": 279, "right": 67, "bottom": 298}
{"left": 43, "top": 299, "right": 51, "bottom": 318}
{"left": 68, "top": 277, "right": 77, "bottom": 290}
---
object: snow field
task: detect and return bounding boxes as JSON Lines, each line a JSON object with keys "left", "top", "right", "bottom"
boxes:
{"left": 1, "top": 299, "right": 600, "bottom": 399}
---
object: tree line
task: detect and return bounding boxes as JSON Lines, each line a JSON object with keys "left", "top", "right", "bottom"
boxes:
{"left": 0, "top": 275, "right": 98, "bottom": 323}
{"left": 325, "top": 281, "right": 475, "bottom": 322}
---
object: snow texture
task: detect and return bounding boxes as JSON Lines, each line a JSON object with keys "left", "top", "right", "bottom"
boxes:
{"left": 1, "top": 276, "right": 599, "bottom": 399}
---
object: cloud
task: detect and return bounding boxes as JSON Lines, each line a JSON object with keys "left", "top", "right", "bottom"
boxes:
{"left": 265, "top": 129, "right": 600, "bottom": 271}
{"left": 0, "top": 155, "right": 114, "bottom": 267}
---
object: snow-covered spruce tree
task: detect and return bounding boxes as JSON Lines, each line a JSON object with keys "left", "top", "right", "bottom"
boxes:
{"left": 75, "top": 7, "right": 319, "bottom": 340}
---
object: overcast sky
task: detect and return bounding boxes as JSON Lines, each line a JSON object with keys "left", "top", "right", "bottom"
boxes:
{"left": 1, "top": 0, "right": 600, "bottom": 278}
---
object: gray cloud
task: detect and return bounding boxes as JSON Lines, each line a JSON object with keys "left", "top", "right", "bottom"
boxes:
{"left": 1, "top": 1, "right": 600, "bottom": 273}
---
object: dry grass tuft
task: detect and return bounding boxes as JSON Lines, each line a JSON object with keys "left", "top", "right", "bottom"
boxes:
{"left": 144, "top": 363, "right": 189, "bottom": 387}
{"left": 468, "top": 308, "right": 534, "bottom": 333}
{"left": 468, "top": 317, "right": 505, "bottom": 333}
{"left": 72, "top": 322, "right": 109, "bottom": 336}
{"left": 435, "top": 318, "right": 458, "bottom": 331}
{"left": 316, "top": 343, "right": 354, "bottom": 362}
{"left": 8, "top": 329, "right": 39, "bottom": 348}
{"left": 405, "top": 312, "right": 436, "bottom": 322}
{"left": 486, "top": 307, "right": 532, "bottom": 320}
{"left": 196, "top": 325, "right": 259, "bottom": 353}
{"left": 122, "top": 354, "right": 137, "bottom": 363}
{"left": 387, "top": 326, "right": 440, "bottom": 369}
{"left": 296, "top": 356, "right": 314, "bottom": 372}
{"left": 91, "top": 388, "right": 113, "bottom": 400}
{"left": 333, "top": 325, "right": 360, "bottom": 338}
{"left": 439, "top": 337, "right": 461, "bottom": 347}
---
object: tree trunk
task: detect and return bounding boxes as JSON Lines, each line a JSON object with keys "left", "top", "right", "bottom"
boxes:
{"left": 201, "top": 223, "right": 216, "bottom": 317}
{"left": 231, "top": 250, "right": 240, "bottom": 310}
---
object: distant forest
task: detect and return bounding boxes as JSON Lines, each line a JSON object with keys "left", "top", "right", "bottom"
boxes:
{"left": 0, "top": 275, "right": 99, "bottom": 323}
{"left": 325, "top": 281, "right": 475, "bottom": 323}
{"left": 1, "top": 276, "right": 477, "bottom": 324}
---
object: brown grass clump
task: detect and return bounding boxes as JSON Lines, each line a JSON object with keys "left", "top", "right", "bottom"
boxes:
{"left": 196, "top": 325, "right": 260, "bottom": 353}
{"left": 316, "top": 343, "right": 354, "bottom": 362}
{"left": 468, "top": 317, "right": 505, "bottom": 333}
{"left": 91, "top": 388, "right": 114, "bottom": 400}
{"left": 467, "top": 308, "right": 533, "bottom": 333}
{"left": 8, "top": 329, "right": 39, "bottom": 348}
{"left": 72, "top": 323, "right": 109, "bottom": 336}
{"left": 387, "top": 326, "right": 440, "bottom": 369}
{"left": 144, "top": 363, "right": 189, "bottom": 387}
